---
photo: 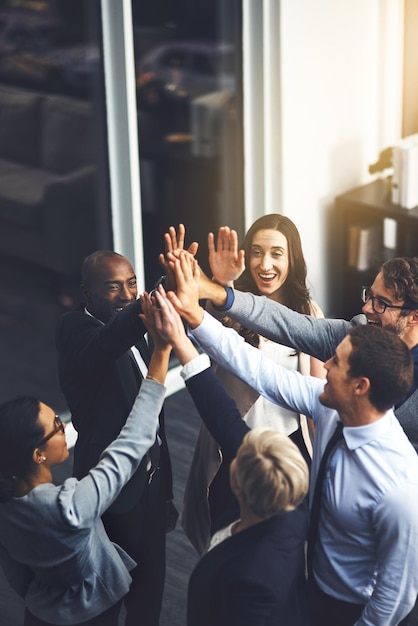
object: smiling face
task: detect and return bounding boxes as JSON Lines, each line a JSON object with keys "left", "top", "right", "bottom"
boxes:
{"left": 37, "top": 402, "right": 69, "bottom": 465}
{"left": 362, "top": 272, "right": 409, "bottom": 339}
{"left": 248, "top": 229, "right": 289, "bottom": 301}
{"left": 82, "top": 255, "right": 137, "bottom": 323}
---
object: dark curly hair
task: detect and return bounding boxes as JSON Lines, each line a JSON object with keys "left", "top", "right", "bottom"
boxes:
{"left": 382, "top": 257, "right": 418, "bottom": 314}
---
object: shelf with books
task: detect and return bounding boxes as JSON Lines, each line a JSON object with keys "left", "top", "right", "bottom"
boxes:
{"left": 333, "top": 178, "right": 418, "bottom": 319}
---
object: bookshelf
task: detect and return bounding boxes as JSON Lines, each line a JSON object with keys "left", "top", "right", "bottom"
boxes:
{"left": 334, "top": 178, "right": 418, "bottom": 319}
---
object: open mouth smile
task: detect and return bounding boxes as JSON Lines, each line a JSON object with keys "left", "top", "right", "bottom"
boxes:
{"left": 257, "top": 273, "right": 276, "bottom": 283}
{"left": 366, "top": 317, "right": 381, "bottom": 326}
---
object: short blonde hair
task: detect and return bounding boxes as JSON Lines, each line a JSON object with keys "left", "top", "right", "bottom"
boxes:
{"left": 235, "top": 429, "right": 309, "bottom": 519}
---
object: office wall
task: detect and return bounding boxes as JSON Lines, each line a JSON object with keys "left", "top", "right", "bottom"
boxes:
{"left": 403, "top": 0, "right": 418, "bottom": 136}
{"left": 277, "top": 0, "right": 403, "bottom": 314}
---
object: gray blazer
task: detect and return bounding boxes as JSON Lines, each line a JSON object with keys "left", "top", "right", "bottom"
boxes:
{"left": 226, "top": 290, "right": 418, "bottom": 451}
{"left": 0, "top": 379, "right": 164, "bottom": 624}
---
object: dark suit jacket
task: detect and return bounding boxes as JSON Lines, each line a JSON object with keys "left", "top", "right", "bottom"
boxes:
{"left": 56, "top": 301, "right": 173, "bottom": 513}
{"left": 185, "top": 368, "right": 309, "bottom": 626}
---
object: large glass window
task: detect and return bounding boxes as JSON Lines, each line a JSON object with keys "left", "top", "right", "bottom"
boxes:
{"left": 0, "top": 0, "right": 110, "bottom": 409}
{"left": 132, "top": 0, "right": 244, "bottom": 286}
{"left": 0, "top": 0, "right": 244, "bottom": 408}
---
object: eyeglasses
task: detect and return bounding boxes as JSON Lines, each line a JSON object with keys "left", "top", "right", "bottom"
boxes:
{"left": 38, "top": 415, "right": 65, "bottom": 446}
{"left": 361, "top": 286, "right": 411, "bottom": 314}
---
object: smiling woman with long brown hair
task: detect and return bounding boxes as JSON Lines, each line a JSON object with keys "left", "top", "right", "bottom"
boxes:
{"left": 181, "top": 215, "right": 324, "bottom": 554}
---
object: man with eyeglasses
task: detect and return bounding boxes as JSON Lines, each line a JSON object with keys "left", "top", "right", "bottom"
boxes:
{"left": 196, "top": 248, "right": 418, "bottom": 454}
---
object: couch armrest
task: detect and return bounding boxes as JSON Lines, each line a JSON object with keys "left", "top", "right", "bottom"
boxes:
{"left": 43, "top": 164, "right": 96, "bottom": 216}
{"left": 41, "top": 165, "right": 97, "bottom": 275}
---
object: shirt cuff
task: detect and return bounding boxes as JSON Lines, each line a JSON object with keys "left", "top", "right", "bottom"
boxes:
{"left": 212, "top": 286, "right": 234, "bottom": 311}
{"left": 180, "top": 353, "right": 211, "bottom": 381}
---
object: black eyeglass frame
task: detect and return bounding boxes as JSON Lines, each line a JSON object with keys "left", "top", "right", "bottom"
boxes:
{"left": 38, "top": 415, "right": 65, "bottom": 447}
{"left": 361, "top": 286, "right": 412, "bottom": 314}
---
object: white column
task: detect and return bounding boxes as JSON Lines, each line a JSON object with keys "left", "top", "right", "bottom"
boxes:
{"left": 377, "top": 0, "right": 404, "bottom": 146}
{"left": 243, "top": 0, "right": 265, "bottom": 230}
{"left": 263, "top": 0, "right": 282, "bottom": 215}
{"left": 101, "top": 0, "right": 145, "bottom": 288}
{"left": 243, "top": 0, "right": 282, "bottom": 229}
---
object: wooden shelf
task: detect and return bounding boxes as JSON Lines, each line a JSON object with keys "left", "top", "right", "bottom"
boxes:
{"left": 333, "top": 178, "right": 418, "bottom": 318}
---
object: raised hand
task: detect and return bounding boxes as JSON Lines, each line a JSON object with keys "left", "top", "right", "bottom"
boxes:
{"left": 151, "top": 285, "right": 200, "bottom": 365}
{"left": 139, "top": 292, "right": 170, "bottom": 353}
{"left": 151, "top": 287, "right": 188, "bottom": 345}
{"left": 158, "top": 224, "right": 199, "bottom": 291}
{"left": 138, "top": 292, "right": 172, "bottom": 384}
{"left": 165, "top": 224, "right": 199, "bottom": 257}
{"left": 208, "top": 226, "right": 245, "bottom": 285}
{"left": 164, "top": 252, "right": 204, "bottom": 329}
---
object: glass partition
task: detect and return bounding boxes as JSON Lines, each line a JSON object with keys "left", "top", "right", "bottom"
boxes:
{"left": 0, "top": 0, "right": 244, "bottom": 408}
{"left": 0, "top": 0, "right": 110, "bottom": 408}
{"left": 132, "top": 0, "right": 244, "bottom": 285}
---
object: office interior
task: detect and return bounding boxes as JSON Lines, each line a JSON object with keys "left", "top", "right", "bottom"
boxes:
{"left": 0, "top": 1, "right": 417, "bottom": 624}
{"left": 0, "top": 0, "right": 417, "bottom": 409}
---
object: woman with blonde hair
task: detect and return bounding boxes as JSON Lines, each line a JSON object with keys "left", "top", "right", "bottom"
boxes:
{"left": 231, "top": 428, "right": 309, "bottom": 524}
{"left": 145, "top": 287, "right": 309, "bottom": 626}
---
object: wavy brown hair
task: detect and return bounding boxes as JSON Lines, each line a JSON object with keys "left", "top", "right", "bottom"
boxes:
{"left": 236, "top": 214, "right": 311, "bottom": 314}
{"left": 222, "top": 215, "right": 312, "bottom": 347}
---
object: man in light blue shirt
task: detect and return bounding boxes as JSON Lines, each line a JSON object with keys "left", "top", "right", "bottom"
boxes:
{"left": 165, "top": 252, "right": 418, "bottom": 626}
{"left": 196, "top": 229, "right": 418, "bottom": 456}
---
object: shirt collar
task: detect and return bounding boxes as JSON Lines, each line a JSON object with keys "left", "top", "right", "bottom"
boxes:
{"left": 396, "top": 343, "right": 418, "bottom": 407}
{"left": 342, "top": 411, "right": 393, "bottom": 451}
{"left": 84, "top": 306, "right": 104, "bottom": 325}
{"left": 411, "top": 343, "right": 418, "bottom": 384}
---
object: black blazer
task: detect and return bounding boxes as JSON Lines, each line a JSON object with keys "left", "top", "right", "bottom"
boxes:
{"left": 56, "top": 301, "right": 173, "bottom": 512}
{"left": 185, "top": 368, "right": 309, "bottom": 626}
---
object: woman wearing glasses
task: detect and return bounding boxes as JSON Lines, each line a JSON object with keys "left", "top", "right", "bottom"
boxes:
{"left": 0, "top": 294, "right": 170, "bottom": 626}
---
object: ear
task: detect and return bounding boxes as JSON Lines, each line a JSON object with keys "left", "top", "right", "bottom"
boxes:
{"left": 409, "top": 309, "right": 418, "bottom": 324}
{"left": 80, "top": 283, "right": 89, "bottom": 300}
{"left": 80, "top": 283, "right": 94, "bottom": 308}
{"left": 353, "top": 376, "right": 370, "bottom": 397}
{"left": 32, "top": 448, "right": 46, "bottom": 465}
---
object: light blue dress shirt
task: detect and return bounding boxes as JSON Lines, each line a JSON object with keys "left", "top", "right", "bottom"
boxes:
{"left": 191, "top": 311, "right": 418, "bottom": 626}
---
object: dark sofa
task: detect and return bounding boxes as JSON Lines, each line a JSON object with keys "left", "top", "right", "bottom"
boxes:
{"left": 0, "top": 84, "right": 97, "bottom": 276}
